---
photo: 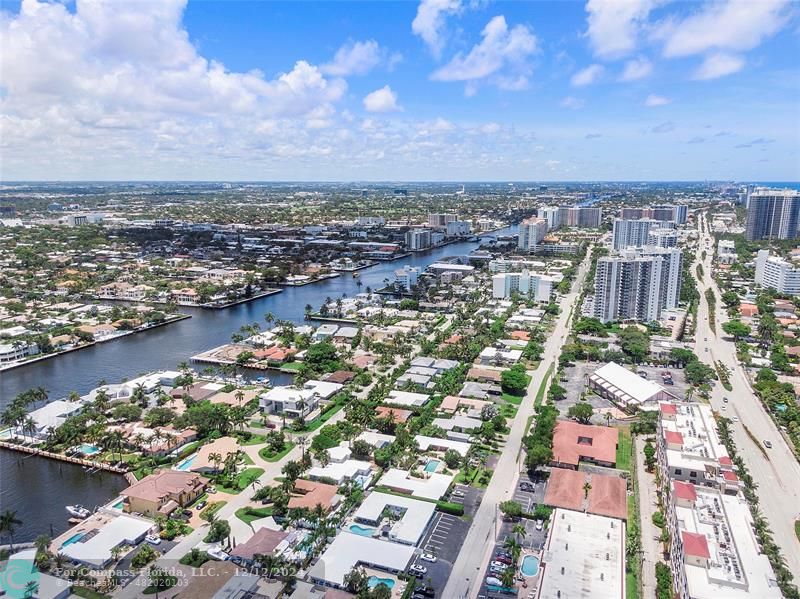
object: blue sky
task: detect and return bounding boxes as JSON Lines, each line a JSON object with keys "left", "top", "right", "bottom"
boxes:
{"left": 1, "top": 0, "right": 798, "bottom": 181}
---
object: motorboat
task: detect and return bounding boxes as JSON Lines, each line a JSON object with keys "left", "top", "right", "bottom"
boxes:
{"left": 66, "top": 505, "right": 90, "bottom": 519}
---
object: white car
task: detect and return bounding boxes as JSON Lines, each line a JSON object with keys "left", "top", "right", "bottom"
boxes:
{"left": 207, "top": 546, "right": 229, "bottom": 561}
{"left": 490, "top": 560, "right": 508, "bottom": 569}
{"left": 145, "top": 534, "right": 161, "bottom": 545}
{"left": 420, "top": 553, "right": 437, "bottom": 563}
{"left": 731, "top": 416, "right": 739, "bottom": 422}
{"left": 410, "top": 564, "right": 427, "bottom": 575}
{"left": 535, "top": 520, "right": 544, "bottom": 531}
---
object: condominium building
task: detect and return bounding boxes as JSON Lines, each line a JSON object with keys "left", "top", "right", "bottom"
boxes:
{"left": 717, "top": 240, "right": 737, "bottom": 264}
{"left": 558, "top": 206, "right": 602, "bottom": 228}
{"left": 445, "top": 220, "right": 471, "bottom": 237}
{"left": 612, "top": 218, "right": 674, "bottom": 250}
{"left": 647, "top": 228, "right": 678, "bottom": 248}
{"left": 592, "top": 255, "right": 662, "bottom": 322}
{"left": 491, "top": 270, "right": 555, "bottom": 302}
{"left": 745, "top": 188, "right": 800, "bottom": 241}
{"left": 754, "top": 249, "right": 800, "bottom": 294}
{"left": 405, "top": 229, "right": 431, "bottom": 251}
{"left": 656, "top": 402, "right": 741, "bottom": 494}
{"left": 620, "top": 205, "right": 687, "bottom": 224}
{"left": 394, "top": 266, "right": 420, "bottom": 292}
{"left": 517, "top": 217, "right": 548, "bottom": 251}
{"left": 633, "top": 246, "right": 683, "bottom": 310}
{"left": 427, "top": 213, "right": 456, "bottom": 228}
{"left": 537, "top": 206, "right": 561, "bottom": 230}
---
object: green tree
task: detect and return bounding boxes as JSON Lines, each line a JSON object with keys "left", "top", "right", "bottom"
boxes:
{"left": 567, "top": 402, "right": 593, "bottom": 424}
{"left": 722, "top": 319, "right": 750, "bottom": 341}
{"left": 501, "top": 364, "right": 529, "bottom": 396}
{"left": 643, "top": 440, "right": 656, "bottom": 472}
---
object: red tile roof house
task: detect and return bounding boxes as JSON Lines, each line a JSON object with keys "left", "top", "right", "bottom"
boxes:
{"left": 681, "top": 531, "right": 711, "bottom": 568}
{"left": 551, "top": 421, "right": 619, "bottom": 470}
{"left": 229, "top": 527, "right": 289, "bottom": 565}
{"left": 739, "top": 303, "right": 758, "bottom": 318}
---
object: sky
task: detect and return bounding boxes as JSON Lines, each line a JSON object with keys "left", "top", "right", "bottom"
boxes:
{"left": 1, "top": 0, "right": 799, "bottom": 182}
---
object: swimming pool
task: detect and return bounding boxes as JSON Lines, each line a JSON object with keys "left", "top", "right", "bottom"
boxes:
{"left": 367, "top": 576, "right": 395, "bottom": 590}
{"left": 349, "top": 524, "right": 377, "bottom": 537}
{"left": 175, "top": 454, "right": 197, "bottom": 471}
{"left": 60, "top": 532, "right": 85, "bottom": 549}
{"left": 424, "top": 459, "right": 440, "bottom": 473}
{"left": 77, "top": 444, "right": 100, "bottom": 455}
{"left": 521, "top": 554, "right": 540, "bottom": 577}
{"left": 111, "top": 499, "right": 125, "bottom": 510}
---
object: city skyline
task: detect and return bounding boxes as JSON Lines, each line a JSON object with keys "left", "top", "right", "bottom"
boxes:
{"left": 1, "top": 0, "right": 799, "bottom": 182}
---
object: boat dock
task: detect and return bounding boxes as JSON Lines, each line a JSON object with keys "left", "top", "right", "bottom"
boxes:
{"left": 0, "top": 441, "right": 129, "bottom": 473}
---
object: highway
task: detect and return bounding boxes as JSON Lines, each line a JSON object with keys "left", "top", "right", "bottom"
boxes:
{"left": 443, "top": 252, "right": 592, "bottom": 599}
{"left": 694, "top": 213, "right": 800, "bottom": 576}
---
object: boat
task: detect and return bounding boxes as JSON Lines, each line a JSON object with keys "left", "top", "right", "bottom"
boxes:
{"left": 67, "top": 517, "right": 83, "bottom": 525}
{"left": 352, "top": 272, "right": 360, "bottom": 278}
{"left": 66, "top": 505, "right": 90, "bottom": 519}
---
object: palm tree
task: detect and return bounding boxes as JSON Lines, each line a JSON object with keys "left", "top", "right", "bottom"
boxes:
{"left": 209, "top": 452, "right": 223, "bottom": 473}
{"left": 511, "top": 523, "right": 527, "bottom": 545}
{"left": 0, "top": 510, "right": 23, "bottom": 550}
{"left": 297, "top": 436, "right": 308, "bottom": 461}
{"left": 264, "top": 312, "right": 275, "bottom": 327}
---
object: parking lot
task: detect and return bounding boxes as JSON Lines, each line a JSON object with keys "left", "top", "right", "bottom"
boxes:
{"left": 409, "top": 483, "right": 481, "bottom": 597}
{"left": 476, "top": 474, "right": 550, "bottom": 598}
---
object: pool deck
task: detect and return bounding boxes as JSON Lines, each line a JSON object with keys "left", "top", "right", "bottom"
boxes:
{"left": 0, "top": 440, "right": 129, "bottom": 473}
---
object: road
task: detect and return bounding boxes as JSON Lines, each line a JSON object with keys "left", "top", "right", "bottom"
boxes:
{"left": 694, "top": 213, "right": 800, "bottom": 576}
{"left": 443, "top": 252, "right": 592, "bottom": 599}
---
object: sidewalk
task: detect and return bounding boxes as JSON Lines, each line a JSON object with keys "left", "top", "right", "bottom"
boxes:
{"left": 634, "top": 436, "right": 661, "bottom": 599}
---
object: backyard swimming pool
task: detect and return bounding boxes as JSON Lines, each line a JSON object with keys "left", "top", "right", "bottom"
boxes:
{"left": 521, "top": 554, "right": 540, "bottom": 577}
{"left": 60, "top": 532, "right": 85, "bottom": 549}
{"left": 175, "top": 454, "right": 197, "bottom": 471}
{"left": 424, "top": 459, "right": 440, "bottom": 473}
{"left": 349, "top": 524, "right": 377, "bottom": 537}
{"left": 368, "top": 576, "right": 395, "bottom": 589}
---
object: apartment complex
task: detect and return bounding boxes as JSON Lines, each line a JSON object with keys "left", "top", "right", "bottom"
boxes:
{"left": 620, "top": 204, "right": 687, "bottom": 224}
{"left": 745, "top": 188, "right": 800, "bottom": 241}
{"left": 427, "top": 213, "right": 456, "bottom": 228}
{"left": 611, "top": 218, "right": 674, "bottom": 250}
{"left": 717, "top": 240, "right": 737, "bottom": 264}
{"left": 592, "top": 247, "right": 681, "bottom": 323}
{"left": 754, "top": 249, "right": 800, "bottom": 295}
{"left": 559, "top": 205, "right": 603, "bottom": 228}
{"left": 405, "top": 229, "right": 431, "bottom": 251}
{"left": 517, "top": 217, "right": 548, "bottom": 251}
{"left": 657, "top": 402, "right": 780, "bottom": 599}
{"left": 491, "top": 270, "right": 554, "bottom": 302}
{"left": 646, "top": 228, "right": 678, "bottom": 248}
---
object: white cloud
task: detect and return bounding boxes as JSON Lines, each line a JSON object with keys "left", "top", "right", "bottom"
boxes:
{"left": 585, "top": 0, "right": 658, "bottom": 59}
{"left": 644, "top": 94, "right": 671, "bottom": 106}
{"left": 619, "top": 57, "right": 653, "bottom": 81}
{"left": 411, "top": 0, "right": 463, "bottom": 58}
{"left": 692, "top": 52, "right": 745, "bottom": 80}
{"left": 560, "top": 96, "right": 585, "bottom": 109}
{"left": 657, "top": 0, "right": 791, "bottom": 58}
{"left": 431, "top": 15, "right": 538, "bottom": 91}
{"left": 570, "top": 64, "right": 604, "bottom": 86}
{"left": 479, "top": 122, "right": 501, "bottom": 134}
{"left": 321, "top": 40, "right": 383, "bottom": 76}
{"left": 363, "top": 85, "right": 402, "bottom": 112}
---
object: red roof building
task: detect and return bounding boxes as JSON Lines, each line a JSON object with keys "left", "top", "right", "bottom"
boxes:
{"left": 551, "top": 421, "right": 618, "bottom": 469}
{"left": 672, "top": 480, "right": 697, "bottom": 503}
{"left": 681, "top": 531, "right": 711, "bottom": 559}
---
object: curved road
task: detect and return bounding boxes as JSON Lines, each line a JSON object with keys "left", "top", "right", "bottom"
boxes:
{"left": 694, "top": 213, "right": 800, "bottom": 575}
{"left": 443, "top": 252, "right": 592, "bottom": 599}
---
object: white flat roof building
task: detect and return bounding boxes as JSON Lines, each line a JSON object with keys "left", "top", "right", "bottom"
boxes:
{"left": 60, "top": 515, "right": 153, "bottom": 567}
{"left": 588, "top": 361, "right": 677, "bottom": 410}
{"left": 664, "top": 482, "right": 780, "bottom": 599}
{"left": 385, "top": 390, "right": 431, "bottom": 408}
{"left": 380, "top": 468, "right": 453, "bottom": 501}
{"left": 23, "top": 400, "right": 84, "bottom": 439}
{"left": 357, "top": 430, "right": 395, "bottom": 448}
{"left": 536, "top": 509, "right": 625, "bottom": 599}
{"left": 353, "top": 491, "right": 436, "bottom": 545}
{"left": 308, "top": 533, "right": 416, "bottom": 588}
{"left": 307, "top": 459, "right": 374, "bottom": 486}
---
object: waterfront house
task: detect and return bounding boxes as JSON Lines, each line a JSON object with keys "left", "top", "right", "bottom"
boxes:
{"left": 121, "top": 470, "right": 207, "bottom": 517}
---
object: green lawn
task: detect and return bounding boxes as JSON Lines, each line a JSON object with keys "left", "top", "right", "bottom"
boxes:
{"left": 241, "top": 452, "right": 255, "bottom": 465}
{"left": 72, "top": 587, "right": 111, "bottom": 599}
{"left": 235, "top": 506, "right": 274, "bottom": 525}
{"left": 215, "top": 467, "right": 265, "bottom": 493}
{"left": 279, "top": 361, "right": 303, "bottom": 372}
{"left": 258, "top": 442, "right": 295, "bottom": 462}
{"left": 199, "top": 500, "right": 226, "bottom": 521}
{"left": 616, "top": 427, "right": 633, "bottom": 472}
{"left": 534, "top": 364, "right": 554, "bottom": 407}
{"left": 501, "top": 392, "right": 523, "bottom": 405}
{"left": 303, "top": 403, "right": 346, "bottom": 432}
{"left": 238, "top": 434, "right": 267, "bottom": 446}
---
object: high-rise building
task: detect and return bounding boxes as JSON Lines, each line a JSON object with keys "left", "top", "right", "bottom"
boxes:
{"left": 557, "top": 206, "right": 602, "bottom": 228}
{"left": 592, "top": 247, "right": 681, "bottom": 322}
{"left": 394, "top": 266, "right": 420, "bottom": 291}
{"left": 651, "top": 206, "right": 676, "bottom": 222}
{"left": 491, "top": 270, "right": 554, "bottom": 302}
{"left": 517, "top": 218, "right": 548, "bottom": 251}
{"left": 620, "top": 205, "right": 687, "bottom": 224}
{"left": 612, "top": 218, "right": 673, "bottom": 250}
{"left": 754, "top": 249, "right": 800, "bottom": 294}
{"left": 537, "top": 206, "right": 561, "bottom": 230}
{"left": 673, "top": 204, "right": 688, "bottom": 225}
{"left": 646, "top": 228, "right": 678, "bottom": 248}
{"left": 405, "top": 229, "right": 431, "bottom": 251}
{"left": 620, "top": 207, "right": 649, "bottom": 220}
{"left": 745, "top": 188, "right": 800, "bottom": 241}
{"left": 428, "top": 213, "right": 457, "bottom": 228}
{"left": 445, "top": 220, "right": 471, "bottom": 237}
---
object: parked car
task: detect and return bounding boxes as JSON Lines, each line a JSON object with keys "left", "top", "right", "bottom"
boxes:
{"left": 638, "top": 371, "right": 647, "bottom": 378}
{"left": 723, "top": 397, "right": 729, "bottom": 403}
{"left": 207, "top": 486, "right": 217, "bottom": 494}
{"left": 535, "top": 520, "right": 544, "bottom": 531}
{"left": 414, "top": 586, "right": 435, "bottom": 598}
{"left": 420, "top": 553, "right": 437, "bottom": 563}
{"left": 195, "top": 501, "right": 207, "bottom": 511}
{"left": 518, "top": 482, "right": 534, "bottom": 492}
{"left": 731, "top": 416, "right": 739, "bottom": 422}
{"left": 494, "top": 555, "right": 512, "bottom": 565}
{"left": 452, "top": 489, "right": 465, "bottom": 498}
{"left": 410, "top": 564, "right": 427, "bottom": 575}
{"left": 486, "top": 577, "right": 503, "bottom": 586}
{"left": 763, "top": 440, "right": 773, "bottom": 449}
{"left": 145, "top": 534, "right": 161, "bottom": 545}
{"left": 491, "top": 560, "right": 509, "bottom": 569}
